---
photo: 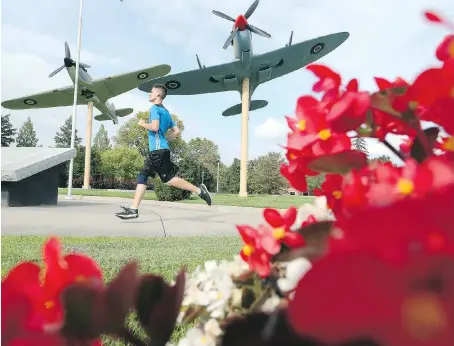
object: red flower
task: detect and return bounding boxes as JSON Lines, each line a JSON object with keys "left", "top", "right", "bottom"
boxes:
{"left": 400, "top": 137, "right": 413, "bottom": 156}
{"left": 306, "top": 64, "right": 341, "bottom": 96}
{"left": 314, "top": 174, "right": 343, "bottom": 213}
{"left": 287, "top": 183, "right": 454, "bottom": 345}
{"left": 287, "top": 250, "right": 454, "bottom": 346}
{"left": 280, "top": 162, "right": 309, "bottom": 192}
{"left": 263, "top": 207, "right": 305, "bottom": 248}
{"left": 237, "top": 225, "right": 274, "bottom": 278}
{"left": 326, "top": 90, "right": 370, "bottom": 133}
{"left": 436, "top": 34, "right": 454, "bottom": 62}
{"left": 1, "top": 237, "right": 103, "bottom": 345}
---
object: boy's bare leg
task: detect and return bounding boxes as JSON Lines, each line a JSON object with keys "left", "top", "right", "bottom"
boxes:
{"left": 131, "top": 183, "right": 148, "bottom": 209}
{"left": 166, "top": 176, "right": 212, "bottom": 206}
{"left": 166, "top": 177, "right": 201, "bottom": 194}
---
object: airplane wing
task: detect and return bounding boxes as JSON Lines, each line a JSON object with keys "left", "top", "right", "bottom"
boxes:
{"left": 137, "top": 60, "right": 245, "bottom": 95}
{"left": 1, "top": 86, "right": 86, "bottom": 110}
{"left": 90, "top": 64, "right": 171, "bottom": 98}
{"left": 249, "top": 32, "right": 350, "bottom": 85}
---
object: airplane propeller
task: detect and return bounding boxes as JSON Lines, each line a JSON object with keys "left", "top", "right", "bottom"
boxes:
{"left": 49, "top": 41, "right": 91, "bottom": 78}
{"left": 212, "top": 0, "right": 272, "bottom": 50}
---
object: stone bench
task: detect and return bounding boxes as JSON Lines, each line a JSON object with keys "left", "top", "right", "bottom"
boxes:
{"left": 1, "top": 147, "right": 76, "bottom": 207}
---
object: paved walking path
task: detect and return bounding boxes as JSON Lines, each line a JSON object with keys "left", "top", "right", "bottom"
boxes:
{"left": 1, "top": 196, "right": 270, "bottom": 238}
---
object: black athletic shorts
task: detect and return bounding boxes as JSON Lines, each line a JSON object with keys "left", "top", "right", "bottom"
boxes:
{"left": 139, "top": 149, "right": 179, "bottom": 183}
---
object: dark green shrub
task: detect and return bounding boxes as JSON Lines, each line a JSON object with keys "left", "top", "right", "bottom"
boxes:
{"left": 154, "top": 155, "right": 205, "bottom": 201}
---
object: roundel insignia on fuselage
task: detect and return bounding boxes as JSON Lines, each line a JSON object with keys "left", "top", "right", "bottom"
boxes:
{"left": 165, "top": 80, "right": 181, "bottom": 90}
{"left": 23, "top": 98, "right": 37, "bottom": 105}
{"left": 310, "top": 42, "right": 325, "bottom": 55}
{"left": 137, "top": 72, "right": 149, "bottom": 79}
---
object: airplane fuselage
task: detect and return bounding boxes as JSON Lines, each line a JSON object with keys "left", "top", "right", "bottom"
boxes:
{"left": 232, "top": 29, "right": 257, "bottom": 104}
{"left": 65, "top": 65, "right": 118, "bottom": 123}
{"left": 233, "top": 29, "right": 253, "bottom": 72}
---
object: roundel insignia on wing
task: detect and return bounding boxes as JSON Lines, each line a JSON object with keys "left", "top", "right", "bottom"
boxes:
{"left": 165, "top": 80, "right": 181, "bottom": 90}
{"left": 137, "top": 72, "right": 149, "bottom": 79}
{"left": 23, "top": 98, "right": 37, "bottom": 105}
{"left": 310, "top": 42, "right": 325, "bottom": 55}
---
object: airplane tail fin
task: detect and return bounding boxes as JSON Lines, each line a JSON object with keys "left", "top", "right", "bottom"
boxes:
{"left": 94, "top": 108, "right": 133, "bottom": 122}
{"left": 222, "top": 100, "right": 268, "bottom": 117}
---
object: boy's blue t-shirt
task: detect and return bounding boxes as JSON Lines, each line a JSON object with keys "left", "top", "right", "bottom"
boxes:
{"left": 148, "top": 104, "right": 176, "bottom": 151}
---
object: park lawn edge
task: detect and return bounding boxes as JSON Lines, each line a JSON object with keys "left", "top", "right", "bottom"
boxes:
{"left": 1, "top": 234, "right": 242, "bottom": 345}
{"left": 58, "top": 188, "right": 314, "bottom": 209}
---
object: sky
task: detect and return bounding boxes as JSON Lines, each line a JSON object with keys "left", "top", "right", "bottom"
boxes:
{"left": 1, "top": 0, "right": 453, "bottom": 166}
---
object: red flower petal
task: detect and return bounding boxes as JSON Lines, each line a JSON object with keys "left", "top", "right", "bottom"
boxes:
{"left": 263, "top": 208, "right": 284, "bottom": 228}
{"left": 282, "top": 206, "right": 298, "bottom": 226}
{"left": 374, "top": 77, "right": 393, "bottom": 91}
{"left": 424, "top": 11, "right": 444, "bottom": 23}
{"left": 423, "top": 10, "right": 454, "bottom": 29}
{"left": 64, "top": 254, "right": 103, "bottom": 284}
{"left": 280, "top": 164, "right": 308, "bottom": 192}
{"left": 284, "top": 231, "right": 306, "bottom": 248}
{"left": 2, "top": 262, "right": 41, "bottom": 292}
{"left": 236, "top": 225, "right": 258, "bottom": 244}
{"left": 346, "top": 79, "right": 358, "bottom": 92}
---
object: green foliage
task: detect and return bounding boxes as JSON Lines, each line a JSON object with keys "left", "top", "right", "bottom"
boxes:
{"left": 248, "top": 152, "right": 288, "bottom": 194}
{"left": 73, "top": 146, "right": 103, "bottom": 182}
{"left": 217, "top": 162, "right": 230, "bottom": 193}
{"left": 306, "top": 174, "right": 326, "bottom": 194}
{"left": 55, "top": 116, "right": 82, "bottom": 148}
{"left": 352, "top": 137, "right": 369, "bottom": 156}
{"left": 374, "top": 155, "right": 392, "bottom": 163}
{"left": 16, "top": 117, "right": 39, "bottom": 147}
{"left": 58, "top": 146, "right": 104, "bottom": 187}
{"left": 154, "top": 155, "right": 208, "bottom": 201}
{"left": 182, "top": 138, "right": 220, "bottom": 191}
{"left": 1, "top": 114, "right": 17, "bottom": 147}
{"left": 93, "top": 124, "right": 112, "bottom": 152}
{"left": 223, "top": 158, "right": 241, "bottom": 194}
{"left": 100, "top": 147, "right": 144, "bottom": 181}
{"left": 113, "top": 110, "right": 186, "bottom": 162}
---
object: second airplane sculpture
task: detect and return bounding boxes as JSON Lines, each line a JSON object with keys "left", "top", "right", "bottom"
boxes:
{"left": 138, "top": 0, "right": 349, "bottom": 117}
{"left": 1, "top": 42, "right": 171, "bottom": 124}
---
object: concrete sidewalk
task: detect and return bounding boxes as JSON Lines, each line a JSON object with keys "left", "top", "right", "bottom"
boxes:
{"left": 1, "top": 196, "right": 268, "bottom": 238}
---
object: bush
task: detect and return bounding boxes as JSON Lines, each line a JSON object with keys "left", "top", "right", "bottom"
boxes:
{"left": 153, "top": 179, "right": 191, "bottom": 201}
{"left": 154, "top": 155, "right": 204, "bottom": 201}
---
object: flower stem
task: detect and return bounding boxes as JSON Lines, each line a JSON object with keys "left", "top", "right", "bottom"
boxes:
{"left": 382, "top": 139, "right": 405, "bottom": 163}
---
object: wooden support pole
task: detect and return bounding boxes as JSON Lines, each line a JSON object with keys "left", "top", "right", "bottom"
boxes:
{"left": 83, "top": 101, "right": 93, "bottom": 189}
{"left": 239, "top": 77, "right": 250, "bottom": 197}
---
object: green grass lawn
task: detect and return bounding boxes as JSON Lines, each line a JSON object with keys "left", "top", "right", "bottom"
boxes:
{"left": 58, "top": 188, "right": 313, "bottom": 209}
{"left": 1, "top": 235, "right": 242, "bottom": 345}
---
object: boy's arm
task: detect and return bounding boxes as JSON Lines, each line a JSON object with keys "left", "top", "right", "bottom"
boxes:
{"left": 166, "top": 118, "right": 180, "bottom": 141}
{"left": 139, "top": 106, "right": 159, "bottom": 132}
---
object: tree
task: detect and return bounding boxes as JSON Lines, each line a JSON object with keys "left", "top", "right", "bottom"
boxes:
{"left": 2, "top": 114, "right": 17, "bottom": 147}
{"left": 54, "top": 116, "right": 82, "bottom": 148}
{"left": 93, "top": 124, "right": 111, "bottom": 152}
{"left": 224, "top": 158, "right": 241, "bottom": 194}
{"left": 100, "top": 147, "right": 145, "bottom": 181}
{"left": 16, "top": 117, "right": 39, "bottom": 147}
{"left": 369, "top": 154, "right": 393, "bottom": 164}
{"left": 217, "top": 162, "right": 230, "bottom": 193}
{"left": 113, "top": 111, "right": 186, "bottom": 162}
{"left": 248, "top": 152, "right": 288, "bottom": 195}
{"left": 352, "top": 137, "right": 369, "bottom": 156}
{"left": 70, "top": 146, "right": 104, "bottom": 187}
{"left": 182, "top": 138, "right": 221, "bottom": 191}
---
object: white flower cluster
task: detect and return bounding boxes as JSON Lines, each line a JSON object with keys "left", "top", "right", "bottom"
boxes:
{"left": 179, "top": 256, "right": 249, "bottom": 320}
{"left": 169, "top": 198, "right": 330, "bottom": 346}
{"left": 295, "top": 196, "right": 336, "bottom": 228}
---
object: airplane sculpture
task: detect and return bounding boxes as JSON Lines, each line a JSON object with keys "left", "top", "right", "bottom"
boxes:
{"left": 1, "top": 42, "right": 171, "bottom": 124}
{"left": 138, "top": 0, "right": 349, "bottom": 117}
